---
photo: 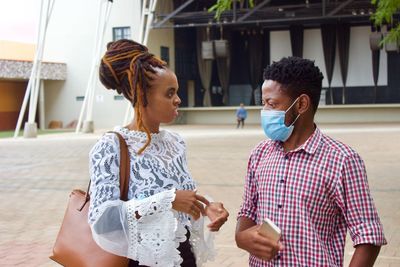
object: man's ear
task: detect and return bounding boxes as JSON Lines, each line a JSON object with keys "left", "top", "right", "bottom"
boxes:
{"left": 297, "top": 94, "right": 311, "bottom": 114}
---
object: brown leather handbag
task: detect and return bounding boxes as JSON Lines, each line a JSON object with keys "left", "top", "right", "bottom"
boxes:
{"left": 50, "top": 132, "right": 130, "bottom": 267}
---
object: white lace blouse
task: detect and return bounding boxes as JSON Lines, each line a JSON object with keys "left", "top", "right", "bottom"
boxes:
{"left": 88, "top": 126, "right": 215, "bottom": 267}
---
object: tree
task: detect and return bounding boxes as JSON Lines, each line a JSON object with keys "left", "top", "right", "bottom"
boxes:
{"left": 371, "top": 0, "right": 400, "bottom": 44}
{"left": 208, "top": 0, "right": 254, "bottom": 20}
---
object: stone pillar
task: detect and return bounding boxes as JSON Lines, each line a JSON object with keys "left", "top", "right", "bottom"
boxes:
{"left": 82, "top": 120, "right": 94, "bottom": 133}
{"left": 23, "top": 122, "right": 38, "bottom": 138}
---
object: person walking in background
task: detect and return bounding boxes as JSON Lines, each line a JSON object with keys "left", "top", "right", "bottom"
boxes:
{"left": 235, "top": 57, "right": 386, "bottom": 266}
{"left": 89, "top": 39, "right": 229, "bottom": 267}
{"left": 236, "top": 103, "right": 247, "bottom": 128}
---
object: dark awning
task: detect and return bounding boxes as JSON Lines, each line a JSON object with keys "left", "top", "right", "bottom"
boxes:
{"left": 152, "top": 0, "right": 375, "bottom": 29}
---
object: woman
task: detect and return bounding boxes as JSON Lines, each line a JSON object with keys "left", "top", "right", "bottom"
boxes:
{"left": 88, "top": 39, "right": 229, "bottom": 267}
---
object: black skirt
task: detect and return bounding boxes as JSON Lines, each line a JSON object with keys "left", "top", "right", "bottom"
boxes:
{"left": 128, "top": 229, "right": 196, "bottom": 267}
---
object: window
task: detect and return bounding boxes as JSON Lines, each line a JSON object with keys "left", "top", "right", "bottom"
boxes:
{"left": 114, "top": 95, "right": 124, "bottom": 101}
{"left": 76, "top": 96, "right": 84, "bottom": 101}
{"left": 160, "top": 46, "right": 169, "bottom": 66}
{"left": 113, "top": 27, "right": 131, "bottom": 41}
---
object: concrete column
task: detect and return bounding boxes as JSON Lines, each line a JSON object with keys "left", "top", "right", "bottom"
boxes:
{"left": 23, "top": 122, "right": 38, "bottom": 138}
{"left": 82, "top": 120, "right": 94, "bottom": 133}
{"left": 39, "top": 81, "right": 45, "bottom": 130}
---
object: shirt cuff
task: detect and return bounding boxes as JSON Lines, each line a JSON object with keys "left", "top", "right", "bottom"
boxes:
{"left": 237, "top": 210, "right": 257, "bottom": 222}
{"left": 351, "top": 222, "right": 387, "bottom": 247}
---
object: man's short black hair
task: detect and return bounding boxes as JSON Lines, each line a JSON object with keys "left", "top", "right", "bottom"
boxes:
{"left": 263, "top": 57, "right": 324, "bottom": 112}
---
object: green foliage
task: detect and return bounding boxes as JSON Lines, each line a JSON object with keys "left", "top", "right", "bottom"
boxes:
{"left": 208, "top": 0, "right": 233, "bottom": 20}
{"left": 208, "top": 0, "right": 254, "bottom": 21}
{"left": 371, "top": 0, "right": 400, "bottom": 44}
{"left": 371, "top": 0, "right": 400, "bottom": 24}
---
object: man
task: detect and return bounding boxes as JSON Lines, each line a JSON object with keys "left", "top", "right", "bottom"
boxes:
{"left": 235, "top": 57, "right": 386, "bottom": 266}
{"left": 236, "top": 103, "right": 248, "bottom": 128}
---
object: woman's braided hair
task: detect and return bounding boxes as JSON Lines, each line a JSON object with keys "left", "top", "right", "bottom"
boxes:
{"left": 99, "top": 39, "right": 166, "bottom": 154}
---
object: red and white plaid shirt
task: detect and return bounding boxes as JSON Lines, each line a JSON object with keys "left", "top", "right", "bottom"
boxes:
{"left": 238, "top": 127, "right": 386, "bottom": 267}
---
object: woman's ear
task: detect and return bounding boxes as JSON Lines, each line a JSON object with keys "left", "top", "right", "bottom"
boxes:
{"left": 297, "top": 94, "right": 311, "bottom": 115}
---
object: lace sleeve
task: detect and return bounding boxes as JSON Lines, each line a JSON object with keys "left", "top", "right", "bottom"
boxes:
{"left": 88, "top": 134, "right": 121, "bottom": 225}
{"left": 88, "top": 134, "right": 183, "bottom": 266}
{"left": 189, "top": 197, "right": 216, "bottom": 266}
{"left": 88, "top": 134, "right": 127, "bottom": 255}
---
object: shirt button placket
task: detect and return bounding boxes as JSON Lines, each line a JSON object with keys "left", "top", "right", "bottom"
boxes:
{"left": 279, "top": 153, "right": 289, "bottom": 212}
{"left": 277, "top": 152, "right": 288, "bottom": 251}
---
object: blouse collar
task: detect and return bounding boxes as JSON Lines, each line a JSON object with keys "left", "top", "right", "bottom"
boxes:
{"left": 113, "top": 126, "right": 166, "bottom": 142}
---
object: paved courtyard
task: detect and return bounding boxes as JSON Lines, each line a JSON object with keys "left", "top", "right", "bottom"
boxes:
{"left": 0, "top": 123, "right": 399, "bottom": 267}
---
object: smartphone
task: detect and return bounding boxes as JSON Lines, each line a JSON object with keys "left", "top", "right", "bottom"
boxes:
{"left": 258, "top": 218, "right": 281, "bottom": 243}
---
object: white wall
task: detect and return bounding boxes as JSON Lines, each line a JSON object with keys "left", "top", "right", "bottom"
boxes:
{"left": 271, "top": 26, "right": 388, "bottom": 88}
{"left": 270, "top": 31, "right": 291, "bottom": 63}
{"left": 43, "top": 0, "right": 174, "bottom": 129}
{"left": 43, "top": 0, "right": 140, "bottom": 129}
{"left": 91, "top": 0, "right": 141, "bottom": 129}
{"left": 303, "top": 28, "right": 341, "bottom": 87}
{"left": 147, "top": 1, "right": 175, "bottom": 72}
{"left": 347, "top": 26, "right": 387, "bottom": 86}
{"left": 42, "top": 0, "right": 388, "bottom": 129}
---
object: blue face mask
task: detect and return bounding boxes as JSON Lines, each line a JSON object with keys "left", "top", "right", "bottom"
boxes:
{"left": 261, "top": 97, "right": 300, "bottom": 142}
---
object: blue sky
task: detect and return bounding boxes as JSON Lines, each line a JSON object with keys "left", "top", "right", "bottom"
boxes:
{"left": 0, "top": 0, "right": 40, "bottom": 43}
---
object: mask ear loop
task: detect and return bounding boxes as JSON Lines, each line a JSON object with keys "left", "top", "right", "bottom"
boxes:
{"left": 290, "top": 113, "right": 301, "bottom": 127}
{"left": 285, "top": 97, "right": 301, "bottom": 127}
{"left": 285, "top": 97, "right": 300, "bottom": 112}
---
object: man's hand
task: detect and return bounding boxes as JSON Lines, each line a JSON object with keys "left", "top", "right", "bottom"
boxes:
{"left": 236, "top": 221, "right": 283, "bottom": 261}
{"left": 205, "top": 202, "right": 229, "bottom": 231}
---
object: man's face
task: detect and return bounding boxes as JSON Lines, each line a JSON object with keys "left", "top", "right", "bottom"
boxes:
{"left": 261, "top": 79, "right": 298, "bottom": 127}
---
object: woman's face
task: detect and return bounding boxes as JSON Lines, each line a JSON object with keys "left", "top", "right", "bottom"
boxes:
{"left": 142, "top": 68, "right": 181, "bottom": 125}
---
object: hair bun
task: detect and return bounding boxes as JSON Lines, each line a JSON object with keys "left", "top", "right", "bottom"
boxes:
{"left": 99, "top": 39, "right": 150, "bottom": 94}
{"left": 99, "top": 39, "right": 166, "bottom": 102}
{"left": 99, "top": 63, "right": 119, "bottom": 91}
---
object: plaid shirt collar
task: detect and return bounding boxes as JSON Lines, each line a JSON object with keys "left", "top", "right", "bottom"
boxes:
{"left": 273, "top": 125, "right": 321, "bottom": 155}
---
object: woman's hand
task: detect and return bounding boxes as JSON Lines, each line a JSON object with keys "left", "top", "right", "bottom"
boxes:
{"left": 205, "top": 202, "right": 229, "bottom": 231}
{"left": 172, "top": 190, "right": 210, "bottom": 220}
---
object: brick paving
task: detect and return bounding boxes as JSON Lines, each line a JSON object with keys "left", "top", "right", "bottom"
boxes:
{"left": 0, "top": 124, "right": 399, "bottom": 267}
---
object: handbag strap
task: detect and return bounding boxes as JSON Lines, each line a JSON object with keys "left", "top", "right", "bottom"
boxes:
{"left": 83, "top": 131, "right": 130, "bottom": 207}
{"left": 109, "top": 131, "right": 130, "bottom": 201}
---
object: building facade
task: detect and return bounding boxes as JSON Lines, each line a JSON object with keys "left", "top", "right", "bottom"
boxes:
{"left": 2, "top": 0, "right": 400, "bottom": 131}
